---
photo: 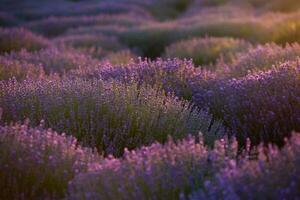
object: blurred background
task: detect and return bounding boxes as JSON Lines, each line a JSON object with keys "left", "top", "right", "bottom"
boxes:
{"left": 1, "top": 0, "right": 300, "bottom": 65}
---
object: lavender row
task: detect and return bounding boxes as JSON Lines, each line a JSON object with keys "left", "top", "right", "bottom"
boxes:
{"left": 192, "top": 60, "right": 300, "bottom": 150}
{"left": 224, "top": 43, "right": 300, "bottom": 77}
{"left": 69, "top": 132, "right": 300, "bottom": 200}
{"left": 190, "top": 133, "right": 300, "bottom": 199}
{"left": 2, "top": 121, "right": 299, "bottom": 200}
{"left": 0, "top": 78, "right": 223, "bottom": 156}
{"left": 1, "top": 44, "right": 299, "bottom": 149}
{"left": 2, "top": 120, "right": 299, "bottom": 200}
{"left": 70, "top": 58, "right": 208, "bottom": 100}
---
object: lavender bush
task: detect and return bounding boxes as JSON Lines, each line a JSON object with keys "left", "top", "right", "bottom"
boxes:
{"left": 68, "top": 132, "right": 300, "bottom": 200}
{"left": 0, "top": 121, "right": 99, "bottom": 200}
{"left": 0, "top": 28, "right": 50, "bottom": 53}
{"left": 190, "top": 133, "right": 300, "bottom": 200}
{"left": 0, "top": 78, "right": 223, "bottom": 156}
{"left": 226, "top": 43, "right": 300, "bottom": 77}
{"left": 68, "top": 135, "right": 236, "bottom": 200}
{"left": 193, "top": 60, "right": 300, "bottom": 149}
{"left": 71, "top": 58, "right": 209, "bottom": 100}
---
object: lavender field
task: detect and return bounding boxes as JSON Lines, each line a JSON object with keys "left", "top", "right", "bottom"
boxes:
{"left": 0, "top": 0, "right": 300, "bottom": 199}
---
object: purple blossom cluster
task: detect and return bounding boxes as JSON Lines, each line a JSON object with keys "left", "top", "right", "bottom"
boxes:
{"left": 68, "top": 135, "right": 236, "bottom": 200}
{"left": 0, "top": 122, "right": 99, "bottom": 200}
{"left": 2, "top": 121, "right": 299, "bottom": 199}
{"left": 190, "top": 133, "right": 300, "bottom": 200}
{"left": 68, "top": 133, "right": 300, "bottom": 200}
{"left": 0, "top": 78, "right": 223, "bottom": 156}
{"left": 193, "top": 60, "right": 300, "bottom": 149}
{"left": 226, "top": 43, "right": 300, "bottom": 77}
{"left": 71, "top": 58, "right": 209, "bottom": 100}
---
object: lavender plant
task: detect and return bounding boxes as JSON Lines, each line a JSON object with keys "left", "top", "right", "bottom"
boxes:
{"left": 71, "top": 58, "right": 208, "bottom": 100}
{"left": 190, "top": 133, "right": 300, "bottom": 200}
{"left": 193, "top": 60, "right": 300, "bottom": 149}
{"left": 227, "top": 43, "right": 300, "bottom": 77}
{"left": 0, "top": 28, "right": 50, "bottom": 53}
{"left": 0, "top": 122, "right": 99, "bottom": 200}
{"left": 68, "top": 135, "right": 236, "bottom": 200}
{"left": 68, "top": 132, "right": 300, "bottom": 200}
{"left": 0, "top": 78, "right": 223, "bottom": 156}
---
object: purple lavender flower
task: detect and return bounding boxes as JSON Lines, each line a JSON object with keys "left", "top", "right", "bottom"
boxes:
{"left": 0, "top": 78, "right": 223, "bottom": 156}
{"left": 193, "top": 59, "right": 300, "bottom": 149}
{"left": 0, "top": 122, "right": 99, "bottom": 199}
